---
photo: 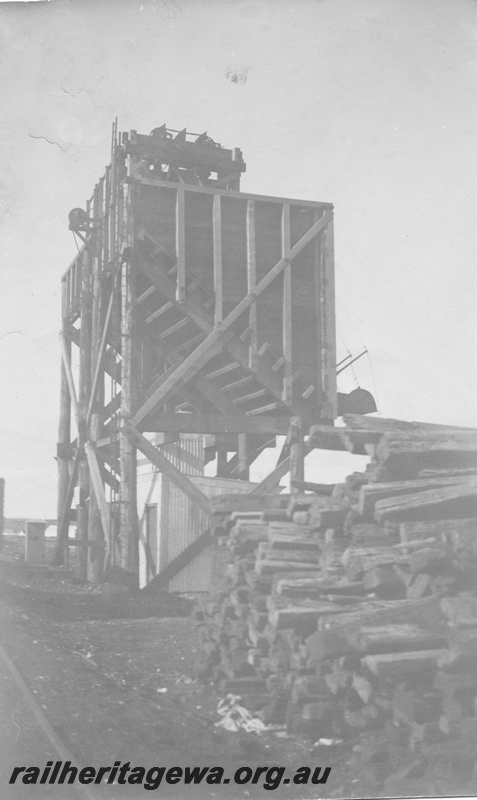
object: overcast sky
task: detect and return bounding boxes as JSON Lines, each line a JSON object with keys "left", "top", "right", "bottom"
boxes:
{"left": 0, "top": 0, "right": 476, "bottom": 517}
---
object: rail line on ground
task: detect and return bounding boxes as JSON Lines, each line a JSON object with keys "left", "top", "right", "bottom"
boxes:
{"left": 0, "top": 640, "right": 103, "bottom": 800}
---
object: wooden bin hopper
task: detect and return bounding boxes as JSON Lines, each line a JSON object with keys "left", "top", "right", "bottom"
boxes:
{"left": 56, "top": 124, "right": 337, "bottom": 583}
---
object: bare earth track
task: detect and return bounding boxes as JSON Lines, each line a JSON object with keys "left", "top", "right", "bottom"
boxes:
{"left": 0, "top": 560, "right": 355, "bottom": 800}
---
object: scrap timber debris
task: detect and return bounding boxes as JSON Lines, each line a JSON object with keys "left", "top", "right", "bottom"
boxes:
{"left": 216, "top": 694, "right": 271, "bottom": 733}
{"left": 194, "top": 414, "right": 477, "bottom": 794}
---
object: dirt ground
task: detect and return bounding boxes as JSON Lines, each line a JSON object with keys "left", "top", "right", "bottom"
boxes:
{"left": 0, "top": 558, "right": 364, "bottom": 800}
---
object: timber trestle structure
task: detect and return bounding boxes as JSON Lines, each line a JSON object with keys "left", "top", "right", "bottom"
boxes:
{"left": 56, "top": 123, "right": 338, "bottom": 583}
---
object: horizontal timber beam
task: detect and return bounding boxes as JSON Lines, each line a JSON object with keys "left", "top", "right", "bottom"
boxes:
{"left": 128, "top": 175, "right": 333, "bottom": 211}
{"left": 63, "top": 538, "right": 107, "bottom": 548}
{"left": 138, "top": 413, "right": 292, "bottom": 435}
{"left": 342, "top": 413, "right": 477, "bottom": 434}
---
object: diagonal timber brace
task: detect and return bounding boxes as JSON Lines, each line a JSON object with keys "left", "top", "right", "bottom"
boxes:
{"left": 123, "top": 424, "right": 212, "bottom": 518}
{"left": 145, "top": 330, "right": 251, "bottom": 419}
{"left": 139, "top": 208, "right": 332, "bottom": 349}
{"left": 59, "top": 331, "right": 80, "bottom": 428}
{"left": 64, "top": 322, "right": 122, "bottom": 385}
{"left": 214, "top": 210, "right": 333, "bottom": 334}
{"left": 142, "top": 529, "right": 212, "bottom": 592}
{"left": 249, "top": 423, "right": 347, "bottom": 495}
{"left": 129, "top": 328, "right": 235, "bottom": 427}
{"left": 86, "top": 285, "right": 115, "bottom": 426}
{"left": 249, "top": 442, "right": 313, "bottom": 496}
{"left": 136, "top": 238, "right": 312, "bottom": 417}
{"left": 84, "top": 443, "right": 111, "bottom": 562}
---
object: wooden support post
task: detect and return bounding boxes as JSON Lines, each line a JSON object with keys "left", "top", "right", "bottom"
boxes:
{"left": 289, "top": 417, "right": 305, "bottom": 491}
{"left": 84, "top": 443, "right": 111, "bottom": 552}
{"left": 246, "top": 200, "right": 258, "bottom": 370}
{"left": 109, "top": 139, "right": 117, "bottom": 271}
{"left": 120, "top": 304, "right": 135, "bottom": 566}
{"left": 88, "top": 180, "right": 106, "bottom": 582}
{"left": 216, "top": 447, "right": 228, "bottom": 478}
{"left": 250, "top": 422, "right": 313, "bottom": 496}
{"left": 119, "top": 178, "right": 139, "bottom": 575}
{"left": 238, "top": 434, "right": 250, "bottom": 481}
{"left": 86, "top": 286, "right": 114, "bottom": 427}
{"left": 249, "top": 436, "right": 290, "bottom": 495}
{"left": 313, "top": 210, "right": 323, "bottom": 419}
{"left": 57, "top": 316, "right": 71, "bottom": 564}
{"left": 88, "top": 415, "right": 105, "bottom": 578}
{"left": 213, "top": 194, "right": 223, "bottom": 325}
{"left": 282, "top": 203, "right": 292, "bottom": 406}
{"left": 175, "top": 186, "right": 186, "bottom": 303}
{"left": 221, "top": 453, "right": 239, "bottom": 477}
{"left": 59, "top": 331, "right": 79, "bottom": 427}
{"left": 77, "top": 229, "right": 93, "bottom": 580}
{"left": 104, "top": 165, "right": 111, "bottom": 267}
{"left": 320, "top": 213, "right": 337, "bottom": 419}
{"left": 52, "top": 449, "right": 81, "bottom": 565}
{"left": 78, "top": 229, "right": 93, "bottom": 422}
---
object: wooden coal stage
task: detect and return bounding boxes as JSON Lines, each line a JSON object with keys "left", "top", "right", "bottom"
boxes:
{"left": 197, "top": 413, "right": 477, "bottom": 795}
{"left": 56, "top": 122, "right": 344, "bottom": 583}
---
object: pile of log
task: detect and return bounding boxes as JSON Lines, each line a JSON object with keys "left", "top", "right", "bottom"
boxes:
{"left": 196, "top": 416, "right": 477, "bottom": 792}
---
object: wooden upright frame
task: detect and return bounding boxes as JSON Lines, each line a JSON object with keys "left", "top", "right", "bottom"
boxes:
{"left": 56, "top": 125, "right": 337, "bottom": 582}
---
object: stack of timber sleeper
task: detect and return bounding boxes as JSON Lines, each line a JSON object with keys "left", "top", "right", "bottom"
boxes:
{"left": 195, "top": 415, "right": 477, "bottom": 791}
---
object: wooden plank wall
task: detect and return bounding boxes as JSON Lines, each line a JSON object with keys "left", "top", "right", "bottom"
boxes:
{"left": 135, "top": 184, "right": 335, "bottom": 419}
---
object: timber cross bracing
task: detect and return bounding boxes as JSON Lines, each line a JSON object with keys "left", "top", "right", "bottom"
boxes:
{"left": 56, "top": 124, "right": 337, "bottom": 583}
